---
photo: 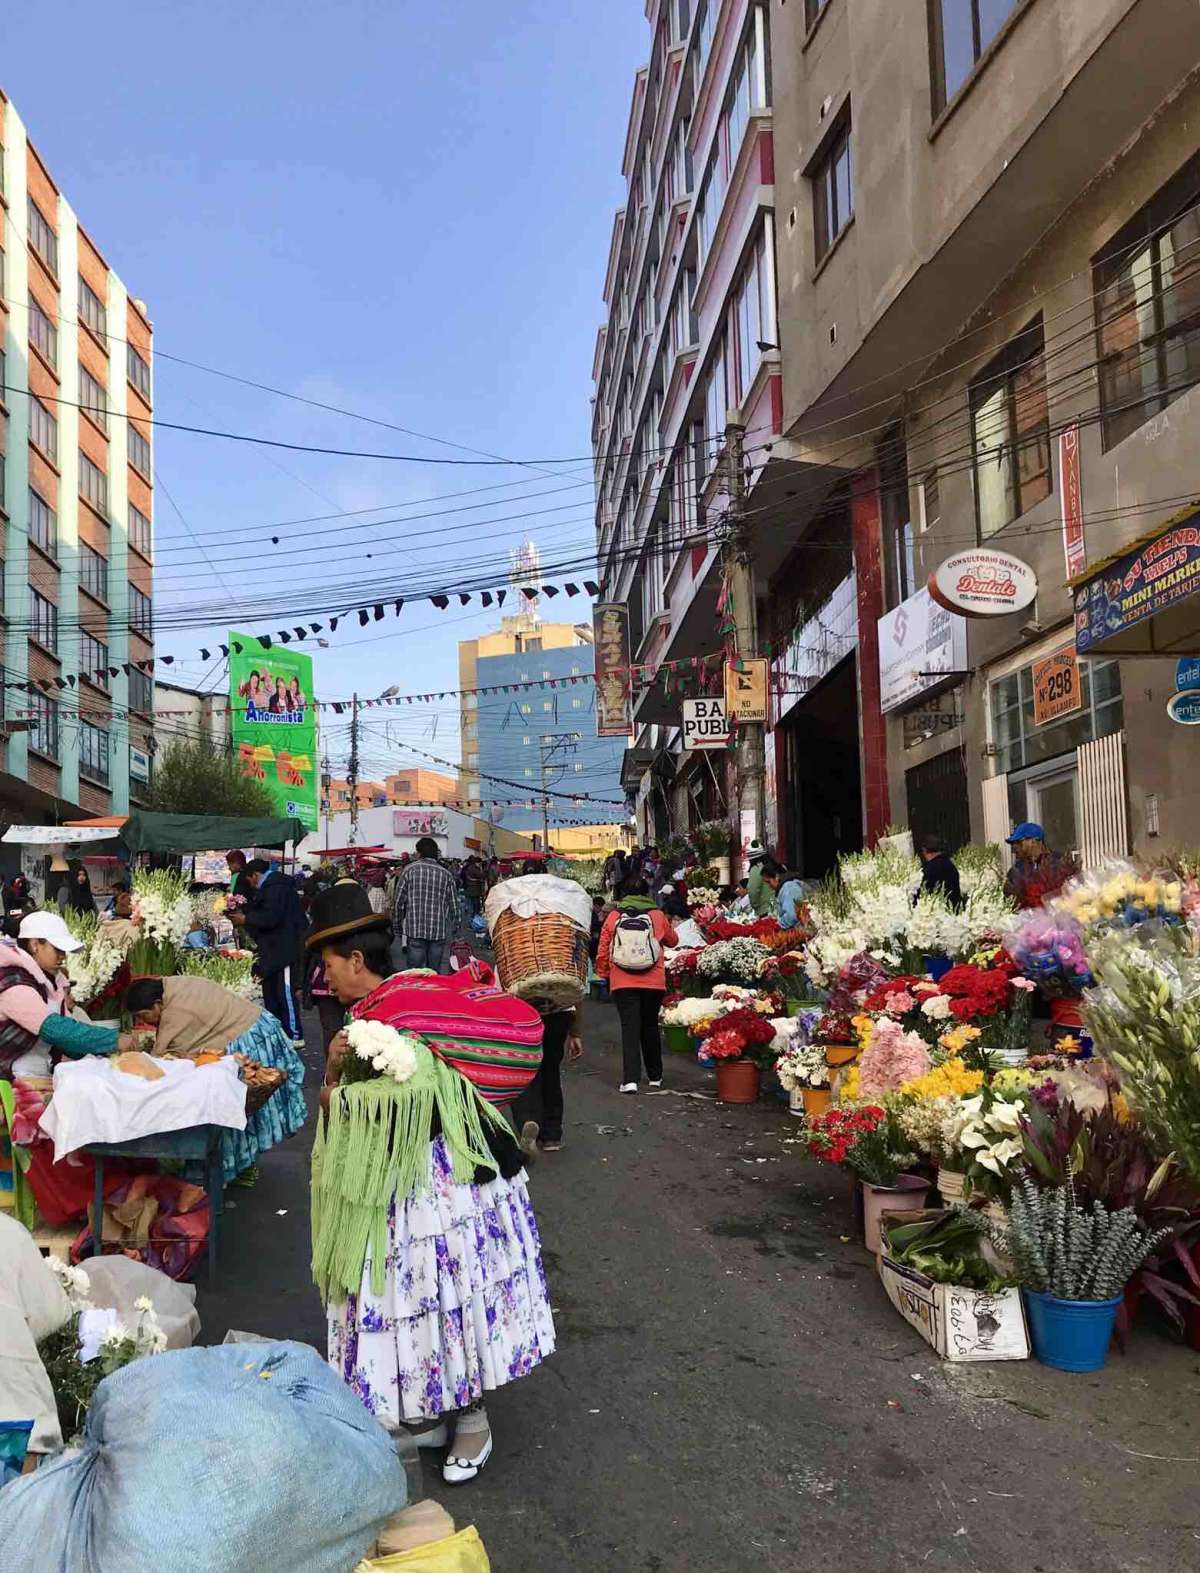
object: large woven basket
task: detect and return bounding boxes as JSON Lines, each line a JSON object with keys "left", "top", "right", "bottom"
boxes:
{"left": 242, "top": 1065, "right": 287, "bottom": 1115}
{"left": 491, "top": 909, "right": 589, "bottom": 1011}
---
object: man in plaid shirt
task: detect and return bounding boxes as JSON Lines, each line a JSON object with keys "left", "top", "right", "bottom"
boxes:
{"left": 393, "top": 837, "right": 461, "bottom": 973}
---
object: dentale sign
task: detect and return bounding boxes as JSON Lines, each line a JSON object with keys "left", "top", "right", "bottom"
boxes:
{"left": 928, "top": 549, "right": 1038, "bottom": 619}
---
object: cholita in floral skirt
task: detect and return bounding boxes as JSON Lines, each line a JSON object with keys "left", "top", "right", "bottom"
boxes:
{"left": 308, "top": 879, "right": 554, "bottom": 1484}
{"left": 328, "top": 1133, "right": 555, "bottom": 1424}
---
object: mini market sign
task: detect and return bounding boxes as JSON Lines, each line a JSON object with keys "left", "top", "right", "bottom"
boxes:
{"left": 1072, "top": 502, "right": 1200, "bottom": 657}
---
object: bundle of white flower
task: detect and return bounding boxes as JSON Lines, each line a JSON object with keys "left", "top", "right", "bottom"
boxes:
{"left": 48, "top": 1257, "right": 94, "bottom": 1313}
{"left": 774, "top": 1035, "right": 829, "bottom": 1090}
{"left": 132, "top": 869, "right": 194, "bottom": 949}
{"left": 64, "top": 929, "right": 123, "bottom": 1011}
{"left": 661, "top": 995, "right": 732, "bottom": 1029}
{"left": 345, "top": 1019, "right": 424, "bottom": 1083}
{"left": 48, "top": 1260, "right": 170, "bottom": 1358}
{"left": 686, "top": 886, "right": 720, "bottom": 908}
{"left": 696, "top": 937, "right": 771, "bottom": 983}
{"left": 803, "top": 928, "right": 866, "bottom": 988}
{"left": 941, "top": 1092, "right": 1027, "bottom": 1179}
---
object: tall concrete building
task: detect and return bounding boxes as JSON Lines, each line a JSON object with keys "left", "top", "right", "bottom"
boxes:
{"left": 602, "top": 0, "right": 1200, "bottom": 875}
{"left": 590, "top": 0, "right": 781, "bottom": 841}
{"left": 0, "top": 92, "right": 154, "bottom": 836}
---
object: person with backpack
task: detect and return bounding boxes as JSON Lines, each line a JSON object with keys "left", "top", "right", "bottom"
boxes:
{"left": 596, "top": 876, "right": 677, "bottom": 1094}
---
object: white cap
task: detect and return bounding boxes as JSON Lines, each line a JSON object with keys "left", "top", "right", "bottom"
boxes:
{"left": 18, "top": 911, "right": 84, "bottom": 954}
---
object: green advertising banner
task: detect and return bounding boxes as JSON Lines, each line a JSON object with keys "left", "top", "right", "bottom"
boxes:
{"left": 229, "top": 631, "right": 319, "bottom": 831}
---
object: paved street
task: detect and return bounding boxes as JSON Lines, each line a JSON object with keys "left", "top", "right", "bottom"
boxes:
{"left": 197, "top": 1003, "right": 1199, "bottom": 1572}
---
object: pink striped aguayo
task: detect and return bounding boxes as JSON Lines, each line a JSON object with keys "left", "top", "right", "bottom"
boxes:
{"left": 351, "top": 964, "right": 544, "bottom": 1105}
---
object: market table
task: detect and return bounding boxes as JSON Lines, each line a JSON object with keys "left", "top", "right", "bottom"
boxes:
{"left": 84, "top": 1124, "right": 224, "bottom": 1290}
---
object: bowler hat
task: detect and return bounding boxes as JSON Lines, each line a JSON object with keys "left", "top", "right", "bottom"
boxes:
{"left": 306, "top": 878, "right": 390, "bottom": 948}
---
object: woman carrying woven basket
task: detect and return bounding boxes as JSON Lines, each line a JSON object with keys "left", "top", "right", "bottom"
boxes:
{"left": 124, "top": 974, "right": 307, "bottom": 1185}
{"left": 310, "top": 882, "right": 555, "bottom": 1485}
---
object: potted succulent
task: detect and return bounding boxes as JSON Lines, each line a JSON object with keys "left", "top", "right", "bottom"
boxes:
{"left": 807, "top": 1105, "right": 929, "bottom": 1251}
{"left": 701, "top": 1007, "right": 777, "bottom": 1104}
{"left": 987, "top": 1178, "right": 1170, "bottom": 1371}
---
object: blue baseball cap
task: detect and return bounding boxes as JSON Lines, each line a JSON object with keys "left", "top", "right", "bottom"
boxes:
{"left": 1006, "top": 822, "right": 1045, "bottom": 844}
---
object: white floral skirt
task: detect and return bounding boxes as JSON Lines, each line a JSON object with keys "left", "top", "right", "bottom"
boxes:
{"left": 327, "top": 1135, "right": 556, "bottom": 1425}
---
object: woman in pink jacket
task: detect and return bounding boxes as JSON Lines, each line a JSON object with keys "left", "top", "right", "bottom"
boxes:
{"left": 596, "top": 878, "right": 678, "bottom": 1094}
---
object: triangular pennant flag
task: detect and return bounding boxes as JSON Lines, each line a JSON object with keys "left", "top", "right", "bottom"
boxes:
{"left": 373, "top": 605, "right": 384, "bottom": 621}
{"left": 55, "top": 678, "right": 68, "bottom": 690}
{"left": 219, "top": 644, "right": 229, "bottom": 658}
{"left": 583, "top": 580, "right": 600, "bottom": 596}
{"left": 200, "top": 649, "right": 211, "bottom": 661}
{"left": 332, "top": 702, "right": 345, "bottom": 715}
{"left": 521, "top": 587, "right": 537, "bottom": 601}
{"left": 358, "top": 609, "right": 370, "bottom": 627}
{"left": 294, "top": 628, "right": 306, "bottom": 642}
{"left": 279, "top": 631, "right": 292, "bottom": 643}
{"left": 497, "top": 590, "right": 507, "bottom": 606}
{"left": 458, "top": 593, "right": 470, "bottom": 607}
{"left": 66, "top": 675, "right": 76, "bottom": 687}
{"left": 542, "top": 585, "right": 559, "bottom": 598}
{"left": 481, "top": 591, "right": 492, "bottom": 608}
{"left": 309, "top": 624, "right": 322, "bottom": 635}
{"left": 161, "top": 656, "right": 174, "bottom": 665}
{"left": 330, "top": 618, "right": 340, "bottom": 632}
{"left": 564, "top": 583, "right": 579, "bottom": 596}
{"left": 431, "top": 596, "right": 449, "bottom": 610}
{"left": 258, "top": 636, "right": 272, "bottom": 649}
{"left": 109, "top": 667, "right": 120, "bottom": 678}
{"left": 394, "top": 600, "right": 404, "bottom": 615}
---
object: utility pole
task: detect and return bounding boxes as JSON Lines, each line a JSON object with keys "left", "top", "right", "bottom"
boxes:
{"left": 539, "top": 732, "right": 580, "bottom": 855}
{"left": 348, "top": 692, "right": 360, "bottom": 845}
{"left": 321, "top": 754, "right": 332, "bottom": 853}
{"left": 724, "top": 416, "right": 765, "bottom": 859}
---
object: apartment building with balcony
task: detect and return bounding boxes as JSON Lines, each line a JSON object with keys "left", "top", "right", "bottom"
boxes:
{"left": 591, "top": 1, "right": 783, "bottom": 840}
{"left": 764, "top": 0, "right": 1200, "bottom": 872}
{"left": 0, "top": 92, "right": 154, "bottom": 846}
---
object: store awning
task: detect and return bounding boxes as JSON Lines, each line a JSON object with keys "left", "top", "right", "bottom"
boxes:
{"left": 1072, "top": 503, "right": 1200, "bottom": 658}
{"left": 66, "top": 812, "right": 304, "bottom": 854}
{"left": 2, "top": 825, "right": 122, "bottom": 847}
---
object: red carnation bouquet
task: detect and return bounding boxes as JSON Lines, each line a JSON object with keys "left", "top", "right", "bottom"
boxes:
{"left": 806, "top": 1105, "right": 915, "bottom": 1187}
{"left": 701, "top": 1006, "right": 778, "bottom": 1068}
{"left": 701, "top": 916, "right": 781, "bottom": 944}
{"left": 937, "top": 958, "right": 1017, "bottom": 1020}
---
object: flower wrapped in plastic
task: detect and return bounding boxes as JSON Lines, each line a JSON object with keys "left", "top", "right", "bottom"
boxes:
{"left": 858, "top": 1017, "right": 931, "bottom": 1096}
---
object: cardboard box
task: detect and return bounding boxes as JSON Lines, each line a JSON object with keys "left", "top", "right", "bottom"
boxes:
{"left": 877, "top": 1250, "right": 1029, "bottom": 1362}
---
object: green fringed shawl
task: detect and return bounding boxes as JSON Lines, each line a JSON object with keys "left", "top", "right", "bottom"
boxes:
{"left": 310, "top": 1042, "right": 515, "bottom": 1303}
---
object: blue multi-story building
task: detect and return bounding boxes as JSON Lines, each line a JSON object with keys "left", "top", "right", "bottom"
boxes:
{"left": 473, "top": 639, "right": 627, "bottom": 846}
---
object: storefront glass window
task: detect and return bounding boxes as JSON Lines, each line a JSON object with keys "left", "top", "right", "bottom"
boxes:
{"left": 990, "top": 657, "right": 1123, "bottom": 775}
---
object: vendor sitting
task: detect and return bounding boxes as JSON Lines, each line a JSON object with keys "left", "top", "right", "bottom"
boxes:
{"left": 125, "top": 973, "right": 307, "bottom": 1185}
{"left": 99, "top": 882, "right": 140, "bottom": 952}
{"left": 0, "top": 912, "right": 136, "bottom": 1082}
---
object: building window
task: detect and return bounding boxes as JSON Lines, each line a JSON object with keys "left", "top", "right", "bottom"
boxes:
{"left": 574, "top": 762, "right": 584, "bottom": 774}
{"left": 0, "top": 455, "right": 4, "bottom": 513}
{"left": 543, "top": 700, "right": 553, "bottom": 712}
{"left": 30, "top": 397, "right": 57, "bottom": 463}
{"left": 813, "top": 112, "right": 853, "bottom": 264}
{"left": 80, "top": 451, "right": 109, "bottom": 515}
{"left": 1095, "top": 154, "right": 1200, "bottom": 451}
{"left": 520, "top": 704, "right": 532, "bottom": 716}
{"left": 129, "top": 424, "right": 151, "bottom": 478}
{"left": 129, "top": 502, "right": 152, "bottom": 558}
{"left": 522, "top": 735, "right": 531, "bottom": 746}
{"left": 79, "top": 278, "right": 107, "bottom": 341}
{"left": 920, "top": 469, "right": 940, "bottom": 532}
{"left": 129, "top": 667, "right": 153, "bottom": 714}
{"left": 81, "top": 632, "right": 109, "bottom": 688}
{"left": 703, "top": 334, "right": 728, "bottom": 476}
{"left": 31, "top": 589, "right": 58, "bottom": 652}
{"left": 80, "top": 367, "right": 108, "bottom": 432}
{"left": 929, "top": 1, "right": 1021, "bottom": 116}
{"left": 27, "top": 197, "right": 58, "bottom": 275}
{"left": 969, "top": 317, "right": 1051, "bottom": 539}
{"left": 805, "top": 0, "right": 832, "bottom": 27}
{"left": 990, "top": 657, "right": 1123, "bottom": 776}
{"left": 80, "top": 544, "right": 109, "bottom": 603}
{"left": 79, "top": 722, "right": 110, "bottom": 784}
{"left": 29, "top": 693, "right": 59, "bottom": 760}
{"left": 29, "top": 293, "right": 57, "bottom": 368}
{"left": 879, "top": 429, "right": 915, "bottom": 606}
{"left": 127, "top": 343, "right": 151, "bottom": 400}
{"left": 29, "top": 488, "right": 57, "bottom": 557}
{"left": 130, "top": 584, "right": 153, "bottom": 637}
{"left": 731, "top": 227, "right": 775, "bottom": 404}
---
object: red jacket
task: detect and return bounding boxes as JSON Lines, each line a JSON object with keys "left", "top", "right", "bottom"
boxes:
{"left": 596, "top": 905, "right": 677, "bottom": 992}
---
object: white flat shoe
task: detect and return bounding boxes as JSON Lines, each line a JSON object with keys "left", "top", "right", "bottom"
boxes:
{"left": 619, "top": 1082, "right": 638, "bottom": 1094}
{"left": 443, "top": 1430, "right": 493, "bottom": 1484}
{"left": 648, "top": 1080, "right": 663, "bottom": 1088}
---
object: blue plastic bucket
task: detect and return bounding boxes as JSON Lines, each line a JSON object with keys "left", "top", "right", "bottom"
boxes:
{"left": 1023, "top": 1289, "right": 1121, "bottom": 1371}
{"left": 924, "top": 954, "right": 953, "bottom": 982}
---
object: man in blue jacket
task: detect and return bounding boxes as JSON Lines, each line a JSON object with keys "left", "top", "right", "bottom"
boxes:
{"left": 242, "top": 859, "right": 309, "bottom": 1044}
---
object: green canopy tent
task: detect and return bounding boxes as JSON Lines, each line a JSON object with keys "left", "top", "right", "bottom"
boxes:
{"left": 115, "top": 812, "right": 304, "bottom": 856}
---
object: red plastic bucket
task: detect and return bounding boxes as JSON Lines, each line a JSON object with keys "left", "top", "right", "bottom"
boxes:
{"left": 715, "top": 1059, "right": 762, "bottom": 1104}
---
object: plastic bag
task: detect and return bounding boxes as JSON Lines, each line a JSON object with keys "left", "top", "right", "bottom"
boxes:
{"left": 77, "top": 1254, "right": 199, "bottom": 1350}
{"left": 0, "top": 1422, "right": 33, "bottom": 1487}
{"left": 0, "top": 1342, "right": 404, "bottom": 1572}
{"left": 358, "top": 1526, "right": 490, "bottom": 1573}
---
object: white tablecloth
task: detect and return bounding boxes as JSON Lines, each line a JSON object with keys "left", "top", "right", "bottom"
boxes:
{"left": 39, "top": 1056, "right": 247, "bottom": 1162}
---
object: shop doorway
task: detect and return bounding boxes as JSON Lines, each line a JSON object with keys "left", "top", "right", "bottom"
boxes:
{"left": 905, "top": 749, "right": 971, "bottom": 852}
{"left": 1009, "top": 760, "right": 1081, "bottom": 858}
{"left": 779, "top": 657, "right": 863, "bottom": 878}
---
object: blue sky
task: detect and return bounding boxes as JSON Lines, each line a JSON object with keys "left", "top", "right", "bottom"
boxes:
{"left": 3, "top": 0, "right": 645, "bottom": 778}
